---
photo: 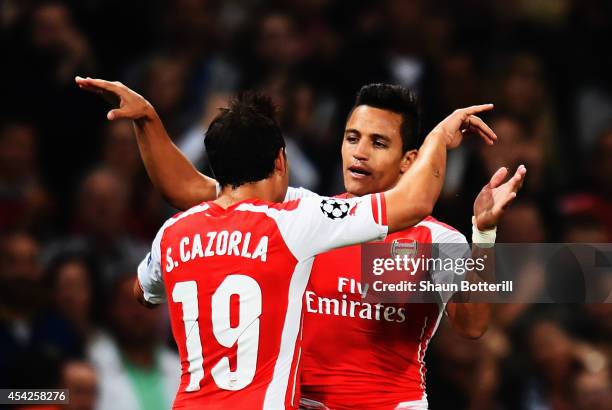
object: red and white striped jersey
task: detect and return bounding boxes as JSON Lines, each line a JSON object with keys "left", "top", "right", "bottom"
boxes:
{"left": 137, "top": 193, "right": 388, "bottom": 410}
{"left": 299, "top": 192, "right": 468, "bottom": 410}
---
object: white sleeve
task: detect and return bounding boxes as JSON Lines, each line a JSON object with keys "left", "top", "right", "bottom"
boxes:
{"left": 284, "top": 186, "right": 318, "bottom": 202}
{"left": 273, "top": 193, "right": 388, "bottom": 260}
{"left": 429, "top": 226, "right": 470, "bottom": 303}
{"left": 137, "top": 224, "right": 167, "bottom": 304}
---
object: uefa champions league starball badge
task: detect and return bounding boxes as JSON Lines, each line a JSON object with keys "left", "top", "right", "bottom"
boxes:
{"left": 320, "top": 198, "right": 350, "bottom": 220}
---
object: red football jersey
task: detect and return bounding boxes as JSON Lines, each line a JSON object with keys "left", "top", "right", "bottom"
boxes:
{"left": 299, "top": 195, "right": 468, "bottom": 410}
{"left": 138, "top": 194, "right": 388, "bottom": 410}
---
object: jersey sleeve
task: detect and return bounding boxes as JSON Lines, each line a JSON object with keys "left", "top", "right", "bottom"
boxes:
{"left": 274, "top": 193, "right": 388, "bottom": 260}
{"left": 284, "top": 186, "right": 317, "bottom": 202}
{"left": 430, "top": 227, "right": 470, "bottom": 303}
{"left": 137, "top": 223, "right": 168, "bottom": 304}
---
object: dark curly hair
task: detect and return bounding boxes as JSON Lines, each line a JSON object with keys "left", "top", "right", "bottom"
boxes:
{"left": 205, "top": 91, "right": 286, "bottom": 188}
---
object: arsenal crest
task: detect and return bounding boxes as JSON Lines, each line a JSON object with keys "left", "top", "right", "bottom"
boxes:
{"left": 390, "top": 238, "right": 418, "bottom": 259}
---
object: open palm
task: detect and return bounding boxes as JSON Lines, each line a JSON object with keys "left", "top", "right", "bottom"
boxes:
{"left": 473, "top": 165, "right": 527, "bottom": 230}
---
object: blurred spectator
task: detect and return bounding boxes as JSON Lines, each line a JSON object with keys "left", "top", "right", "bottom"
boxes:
{"left": 45, "top": 253, "right": 102, "bottom": 343}
{"left": 62, "top": 360, "right": 98, "bottom": 410}
{"left": 140, "top": 56, "right": 191, "bottom": 138}
{"left": 562, "top": 214, "right": 609, "bottom": 243}
{"left": 382, "top": 0, "right": 428, "bottom": 91}
{"left": 572, "top": 364, "right": 612, "bottom": 410}
{"left": 100, "top": 120, "right": 165, "bottom": 239}
{"left": 0, "top": 121, "right": 53, "bottom": 234}
{"left": 100, "top": 120, "right": 141, "bottom": 183}
{"left": 158, "top": 0, "right": 219, "bottom": 62}
{"left": 497, "top": 199, "right": 548, "bottom": 243}
{"left": 14, "top": 360, "right": 98, "bottom": 410}
{"left": 494, "top": 53, "right": 568, "bottom": 186}
{"left": 29, "top": 2, "right": 96, "bottom": 85}
{"left": 244, "top": 10, "right": 305, "bottom": 92}
{"left": 88, "top": 275, "right": 179, "bottom": 410}
{"left": 517, "top": 312, "right": 610, "bottom": 410}
{"left": 0, "top": 231, "right": 81, "bottom": 387}
{"left": 47, "top": 168, "right": 147, "bottom": 283}
{"left": 480, "top": 115, "right": 546, "bottom": 194}
{"left": 559, "top": 127, "right": 612, "bottom": 241}
{"left": 427, "top": 321, "right": 500, "bottom": 410}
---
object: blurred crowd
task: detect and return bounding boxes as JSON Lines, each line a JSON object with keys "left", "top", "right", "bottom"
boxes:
{"left": 0, "top": 0, "right": 611, "bottom": 409}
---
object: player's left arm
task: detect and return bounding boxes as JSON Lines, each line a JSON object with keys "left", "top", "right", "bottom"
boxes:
{"left": 446, "top": 165, "right": 526, "bottom": 338}
{"left": 134, "top": 223, "right": 169, "bottom": 308}
{"left": 133, "top": 279, "right": 158, "bottom": 309}
{"left": 75, "top": 77, "right": 321, "bottom": 210}
{"left": 76, "top": 76, "right": 217, "bottom": 210}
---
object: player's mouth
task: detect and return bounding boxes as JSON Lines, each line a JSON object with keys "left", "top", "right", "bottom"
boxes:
{"left": 347, "top": 165, "right": 372, "bottom": 179}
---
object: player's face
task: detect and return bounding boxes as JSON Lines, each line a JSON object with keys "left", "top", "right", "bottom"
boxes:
{"left": 341, "top": 106, "right": 412, "bottom": 197}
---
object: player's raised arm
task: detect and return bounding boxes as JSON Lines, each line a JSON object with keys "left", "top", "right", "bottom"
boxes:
{"left": 446, "top": 164, "right": 527, "bottom": 338}
{"left": 75, "top": 76, "right": 216, "bottom": 210}
{"left": 384, "top": 105, "right": 497, "bottom": 233}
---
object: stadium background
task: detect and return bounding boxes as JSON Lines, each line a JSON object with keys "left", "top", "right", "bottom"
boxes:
{"left": 0, "top": 0, "right": 611, "bottom": 409}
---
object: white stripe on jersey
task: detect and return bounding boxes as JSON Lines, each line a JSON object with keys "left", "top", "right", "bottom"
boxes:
{"left": 263, "top": 258, "right": 314, "bottom": 409}
{"left": 413, "top": 218, "right": 465, "bottom": 405}
{"left": 376, "top": 193, "right": 383, "bottom": 225}
{"left": 291, "top": 319, "right": 304, "bottom": 406}
{"left": 395, "top": 398, "right": 429, "bottom": 409}
{"left": 284, "top": 186, "right": 317, "bottom": 201}
{"left": 416, "top": 316, "right": 428, "bottom": 391}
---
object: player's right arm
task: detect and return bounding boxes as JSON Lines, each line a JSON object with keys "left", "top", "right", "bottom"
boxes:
{"left": 75, "top": 76, "right": 216, "bottom": 210}
{"left": 384, "top": 105, "right": 497, "bottom": 233}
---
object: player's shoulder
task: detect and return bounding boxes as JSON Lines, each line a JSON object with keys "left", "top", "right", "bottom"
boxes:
{"left": 255, "top": 198, "right": 302, "bottom": 212}
{"left": 420, "top": 216, "right": 460, "bottom": 232}
{"left": 159, "top": 202, "right": 213, "bottom": 234}
{"left": 416, "top": 216, "right": 467, "bottom": 244}
{"left": 245, "top": 195, "right": 348, "bottom": 216}
{"left": 285, "top": 186, "right": 318, "bottom": 201}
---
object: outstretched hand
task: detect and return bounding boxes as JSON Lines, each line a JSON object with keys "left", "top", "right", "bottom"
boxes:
{"left": 75, "top": 76, "right": 154, "bottom": 121}
{"left": 473, "top": 165, "right": 527, "bottom": 230}
{"left": 432, "top": 104, "right": 498, "bottom": 149}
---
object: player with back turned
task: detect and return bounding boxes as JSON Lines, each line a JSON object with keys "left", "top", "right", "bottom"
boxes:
{"left": 77, "top": 77, "right": 498, "bottom": 409}
{"left": 117, "top": 82, "right": 525, "bottom": 409}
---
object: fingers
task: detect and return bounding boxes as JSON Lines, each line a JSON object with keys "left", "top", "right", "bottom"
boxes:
{"left": 494, "top": 165, "right": 526, "bottom": 211}
{"left": 75, "top": 76, "right": 123, "bottom": 94}
{"left": 508, "top": 164, "right": 527, "bottom": 192}
{"left": 107, "top": 108, "right": 129, "bottom": 121}
{"left": 488, "top": 167, "right": 508, "bottom": 189}
{"left": 461, "top": 104, "right": 495, "bottom": 116}
{"left": 466, "top": 115, "right": 498, "bottom": 145}
{"left": 76, "top": 79, "right": 103, "bottom": 94}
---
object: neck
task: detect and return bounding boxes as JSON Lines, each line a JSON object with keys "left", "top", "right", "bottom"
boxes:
{"left": 215, "top": 181, "right": 277, "bottom": 208}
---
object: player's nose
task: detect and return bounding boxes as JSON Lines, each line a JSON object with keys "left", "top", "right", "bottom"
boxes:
{"left": 352, "top": 140, "right": 369, "bottom": 161}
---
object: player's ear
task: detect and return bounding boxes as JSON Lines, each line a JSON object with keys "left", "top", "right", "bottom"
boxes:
{"left": 274, "top": 147, "right": 288, "bottom": 176}
{"left": 400, "top": 149, "right": 417, "bottom": 173}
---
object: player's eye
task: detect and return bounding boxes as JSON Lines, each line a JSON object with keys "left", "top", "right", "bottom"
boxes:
{"left": 374, "top": 139, "right": 387, "bottom": 148}
{"left": 345, "top": 135, "right": 358, "bottom": 144}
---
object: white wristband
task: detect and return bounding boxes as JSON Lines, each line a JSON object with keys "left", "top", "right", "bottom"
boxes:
{"left": 472, "top": 217, "right": 496, "bottom": 248}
